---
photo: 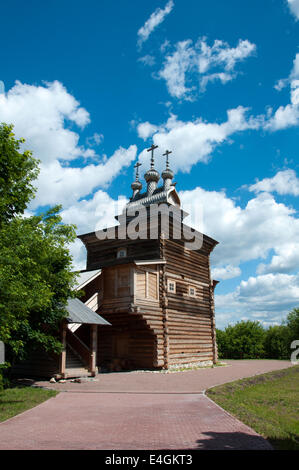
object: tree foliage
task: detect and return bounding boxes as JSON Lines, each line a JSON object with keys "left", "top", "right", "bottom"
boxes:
{"left": 217, "top": 309, "right": 299, "bottom": 360}
{"left": 0, "top": 124, "right": 39, "bottom": 225}
{"left": 0, "top": 207, "right": 77, "bottom": 359}
{"left": 217, "top": 321, "right": 265, "bottom": 359}
{"left": 263, "top": 325, "right": 289, "bottom": 360}
{"left": 0, "top": 123, "right": 77, "bottom": 366}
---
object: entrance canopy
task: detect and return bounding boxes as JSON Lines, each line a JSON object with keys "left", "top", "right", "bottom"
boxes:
{"left": 66, "top": 298, "right": 110, "bottom": 325}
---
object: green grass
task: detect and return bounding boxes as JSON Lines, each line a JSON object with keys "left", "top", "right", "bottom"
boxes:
{"left": 206, "top": 365, "right": 299, "bottom": 450}
{"left": 0, "top": 386, "right": 57, "bottom": 423}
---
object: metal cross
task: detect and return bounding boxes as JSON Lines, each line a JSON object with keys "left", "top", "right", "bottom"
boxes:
{"left": 163, "top": 150, "right": 172, "bottom": 169}
{"left": 134, "top": 161, "right": 142, "bottom": 180}
{"left": 147, "top": 144, "right": 158, "bottom": 168}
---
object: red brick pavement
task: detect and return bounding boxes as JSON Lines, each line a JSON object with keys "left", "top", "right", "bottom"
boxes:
{"left": 35, "top": 359, "right": 292, "bottom": 393}
{"left": 0, "top": 392, "right": 272, "bottom": 450}
{"left": 0, "top": 360, "right": 292, "bottom": 450}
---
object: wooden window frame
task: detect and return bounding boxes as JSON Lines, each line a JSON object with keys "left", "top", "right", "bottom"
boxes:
{"left": 117, "top": 247, "right": 127, "bottom": 259}
{"left": 167, "top": 279, "right": 176, "bottom": 294}
{"left": 134, "top": 266, "right": 159, "bottom": 301}
{"left": 188, "top": 286, "right": 196, "bottom": 297}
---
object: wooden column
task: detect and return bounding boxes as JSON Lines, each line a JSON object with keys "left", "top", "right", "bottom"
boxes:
{"left": 90, "top": 325, "right": 98, "bottom": 376}
{"left": 160, "top": 235, "right": 169, "bottom": 369}
{"left": 210, "top": 280, "right": 219, "bottom": 364}
{"left": 59, "top": 321, "right": 67, "bottom": 378}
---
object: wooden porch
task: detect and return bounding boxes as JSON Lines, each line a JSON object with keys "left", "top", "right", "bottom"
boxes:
{"left": 57, "top": 298, "right": 111, "bottom": 379}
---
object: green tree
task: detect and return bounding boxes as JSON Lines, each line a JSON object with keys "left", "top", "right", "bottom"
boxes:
{"left": 220, "top": 321, "right": 265, "bottom": 359}
{"left": 285, "top": 308, "right": 299, "bottom": 342}
{"left": 0, "top": 207, "right": 77, "bottom": 360}
{"left": 0, "top": 124, "right": 39, "bottom": 225}
{"left": 264, "top": 325, "right": 289, "bottom": 360}
{"left": 0, "top": 124, "right": 77, "bottom": 368}
{"left": 216, "top": 328, "right": 227, "bottom": 359}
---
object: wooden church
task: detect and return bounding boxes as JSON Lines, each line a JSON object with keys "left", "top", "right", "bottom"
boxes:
{"left": 13, "top": 145, "right": 219, "bottom": 378}
{"left": 76, "top": 145, "right": 219, "bottom": 372}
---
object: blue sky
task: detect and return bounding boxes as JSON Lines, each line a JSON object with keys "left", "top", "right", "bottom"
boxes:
{"left": 0, "top": 0, "right": 299, "bottom": 328}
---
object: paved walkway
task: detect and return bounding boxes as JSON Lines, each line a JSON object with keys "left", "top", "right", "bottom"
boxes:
{"left": 0, "top": 360, "right": 292, "bottom": 450}
{"left": 36, "top": 359, "right": 293, "bottom": 393}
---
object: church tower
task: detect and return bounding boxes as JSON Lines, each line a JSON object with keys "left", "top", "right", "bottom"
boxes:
{"left": 78, "top": 145, "right": 219, "bottom": 371}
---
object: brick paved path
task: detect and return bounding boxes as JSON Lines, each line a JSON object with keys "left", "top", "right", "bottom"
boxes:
{"left": 0, "top": 360, "right": 292, "bottom": 450}
{"left": 0, "top": 392, "right": 272, "bottom": 450}
{"left": 36, "top": 359, "right": 292, "bottom": 393}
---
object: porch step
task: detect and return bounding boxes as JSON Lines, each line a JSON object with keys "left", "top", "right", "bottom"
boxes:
{"left": 64, "top": 368, "right": 91, "bottom": 378}
{"left": 66, "top": 345, "right": 87, "bottom": 369}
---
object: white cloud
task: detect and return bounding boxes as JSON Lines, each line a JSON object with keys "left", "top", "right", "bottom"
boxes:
{"left": 69, "top": 238, "right": 87, "bottom": 271}
{"left": 137, "top": 121, "right": 160, "bottom": 140}
{"left": 266, "top": 79, "right": 299, "bottom": 130}
{"left": 216, "top": 273, "right": 299, "bottom": 328}
{"left": 200, "top": 72, "right": 234, "bottom": 93}
{"left": 249, "top": 169, "right": 299, "bottom": 196}
{"left": 179, "top": 184, "right": 299, "bottom": 275}
{"left": 0, "top": 80, "right": 137, "bottom": 210}
{"left": 274, "top": 78, "right": 288, "bottom": 91}
{"left": 159, "top": 40, "right": 196, "bottom": 99}
{"left": 137, "top": 1, "right": 174, "bottom": 49}
{"left": 212, "top": 265, "right": 241, "bottom": 280}
{"left": 61, "top": 190, "right": 128, "bottom": 270}
{"left": 138, "top": 55, "right": 156, "bottom": 66}
{"left": 138, "top": 106, "right": 262, "bottom": 173}
{"left": 158, "top": 38, "right": 256, "bottom": 99}
{"left": 267, "top": 54, "right": 299, "bottom": 130}
{"left": 30, "top": 145, "right": 137, "bottom": 209}
{"left": 287, "top": 0, "right": 299, "bottom": 20}
{"left": 0, "top": 80, "right": 91, "bottom": 163}
{"left": 61, "top": 189, "right": 125, "bottom": 235}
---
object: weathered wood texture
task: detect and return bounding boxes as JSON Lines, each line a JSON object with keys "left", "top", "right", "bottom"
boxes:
{"left": 78, "top": 212, "right": 218, "bottom": 370}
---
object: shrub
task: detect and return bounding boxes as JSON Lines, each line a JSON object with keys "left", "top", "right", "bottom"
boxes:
{"left": 215, "top": 329, "right": 227, "bottom": 359}
{"left": 264, "top": 325, "right": 290, "bottom": 360}
{"left": 217, "top": 320, "right": 265, "bottom": 359}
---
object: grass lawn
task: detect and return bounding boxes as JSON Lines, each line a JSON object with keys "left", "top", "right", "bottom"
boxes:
{"left": 206, "top": 365, "right": 299, "bottom": 450}
{"left": 0, "top": 386, "right": 57, "bottom": 423}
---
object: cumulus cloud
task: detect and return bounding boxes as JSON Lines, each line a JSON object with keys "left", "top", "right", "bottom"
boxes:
{"left": 137, "top": 121, "right": 160, "bottom": 140}
{"left": 179, "top": 184, "right": 299, "bottom": 275}
{"left": 0, "top": 80, "right": 137, "bottom": 210}
{"left": 137, "top": 106, "right": 262, "bottom": 172}
{"left": 249, "top": 169, "right": 299, "bottom": 196}
{"left": 61, "top": 189, "right": 126, "bottom": 236}
{"left": 216, "top": 273, "right": 299, "bottom": 328}
{"left": 159, "top": 40, "right": 196, "bottom": 99}
{"left": 179, "top": 179, "right": 299, "bottom": 327}
{"left": 158, "top": 38, "right": 256, "bottom": 99}
{"left": 61, "top": 190, "right": 128, "bottom": 270}
{"left": 287, "top": 0, "right": 299, "bottom": 20}
{"left": 267, "top": 54, "right": 299, "bottom": 130}
{"left": 137, "top": 1, "right": 174, "bottom": 49}
{"left": 30, "top": 145, "right": 136, "bottom": 209}
{"left": 211, "top": 265, "right": 241, "bottom": 280}
{"left": 0, "top": 80, "right": 91, "bottom": 163}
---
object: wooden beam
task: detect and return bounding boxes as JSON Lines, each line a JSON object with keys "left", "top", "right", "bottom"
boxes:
{"left": 90, "top": 324, "right": 98, "bottom": 376}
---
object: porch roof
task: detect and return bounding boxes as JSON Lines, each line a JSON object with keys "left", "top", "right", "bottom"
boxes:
{"left": 66, "top": 298, "right": 111, "bottom": 326}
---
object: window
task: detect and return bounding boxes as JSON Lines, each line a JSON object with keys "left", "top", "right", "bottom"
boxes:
{"left": 117, "top": 270, "right": 130, "bottom": 297}
{"left": 136, "top": 269, "right": 158, "bottom": 300}
{"left": 188, "top": 286, "right": 196, "bottom": 297}
{"left": 167, "top": 280, "right": 176, "bottom": 293}
{"left": 117, "top": 248, "right": 127, "bottom": 259}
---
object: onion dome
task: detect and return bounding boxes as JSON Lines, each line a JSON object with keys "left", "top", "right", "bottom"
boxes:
{"left": 162, "top": 150, "right": 174, "bottom": 190}
{"left": 145, "top": 144, "right": 160, "bottom": 196}
{"left": 131, "top": 162, "right": 142, "bottom": 199}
